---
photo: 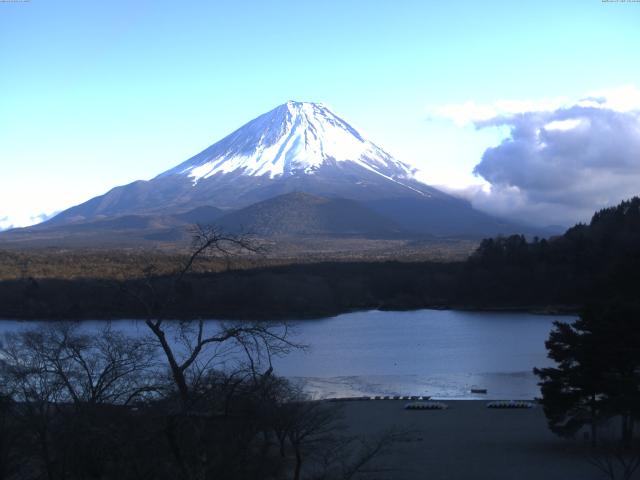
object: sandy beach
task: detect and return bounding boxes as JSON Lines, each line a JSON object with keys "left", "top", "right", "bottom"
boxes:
{"left": 339, "top": 400, "right": 601, "bottom": 480}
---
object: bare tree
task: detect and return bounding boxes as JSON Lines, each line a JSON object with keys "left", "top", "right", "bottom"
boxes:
{"left": 124, "top": 225, "right": 301, "bottom": 408}
{"left": 265, "top": 380, "right": 404, "bottom": 480}
{"left": 587, "top": 422, "right": 640, "bottom": 480}
{"left": 0, "top": 323, "right": 161, "bottom": 480}
{"left": 286, "top": 400, "right": 342, "bottom": 480}
{"left": 1, "top": 329, "right": 70, "bottom": 480}
{"left": 2, "top": 323, "right": 158, "bottom": 407}
{"left": 0, "top": 391, "right": 19, "bottom": 480}
{"left": 589, "top": 446, "right": 640, "bottom": 480}
{"left": 114, "top": 225, "right": 308, "bottom": 480}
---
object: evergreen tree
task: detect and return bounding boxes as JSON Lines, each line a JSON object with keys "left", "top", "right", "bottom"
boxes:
{"left": 534, "top": 314, "right": 608, "bottom": 445}
{"left": 535, "top": 303, "right": 640, "bottom": 447}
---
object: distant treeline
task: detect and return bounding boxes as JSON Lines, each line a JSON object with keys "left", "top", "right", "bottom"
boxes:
{"left": 1, "top": 197, "right": 639, "bottom": 320}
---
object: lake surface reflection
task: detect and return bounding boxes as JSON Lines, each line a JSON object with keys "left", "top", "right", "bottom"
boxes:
{"left": 0, "top": 309, "right": 573, "bottom": 399}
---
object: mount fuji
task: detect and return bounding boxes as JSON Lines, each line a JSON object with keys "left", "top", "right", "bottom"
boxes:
{"left": 18, "top": 101, "right": 529, "bottom": 242}
{"left": 161, "top": 101, "right": 418, "bottom": 183}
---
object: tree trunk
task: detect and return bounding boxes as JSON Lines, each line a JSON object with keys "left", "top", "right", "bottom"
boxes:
{"left": 39, "top": 430, "right": 55, "bottom": 480}
{"left": 165, "top": 416, "right": 191, "bottom": 480}
{"left": 146, "top": 320, "right": 190, "bottom": 406}
{"left": 621, "top": 413, "right": 632, "bottom": 449}
{"left": 293, "top": 446, "right": 302, "bottom": 480}
{"left": 590, "top": 395, "right": 598, "bottom": 447}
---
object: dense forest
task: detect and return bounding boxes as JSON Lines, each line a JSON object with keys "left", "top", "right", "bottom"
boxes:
{"left": 464, "top": 196, "right": 640, "bottom": 309}
{"left": 0, "top": 197, "right": 639, "bottom": 320}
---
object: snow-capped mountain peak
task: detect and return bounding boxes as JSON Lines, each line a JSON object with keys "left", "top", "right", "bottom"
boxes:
{"left": 159, "top": 101, "right": 416, "bottom": 182}
{"left": 17, "top": 101, "right": 528, "bottom": 240}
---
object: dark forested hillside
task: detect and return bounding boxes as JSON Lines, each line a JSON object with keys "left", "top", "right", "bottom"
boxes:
{"left": 462, "top": 197, "right": 640, "bottom": 308}
{"left": 0, "top": 198, "right": 638, "bottom": 320}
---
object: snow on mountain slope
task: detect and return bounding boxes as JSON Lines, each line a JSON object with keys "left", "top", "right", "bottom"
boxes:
{"left": 158, "top": 101, "right": 416, "bottom": 183}
{"left": 30, "top": 100, "right": 532, "bottom": 238}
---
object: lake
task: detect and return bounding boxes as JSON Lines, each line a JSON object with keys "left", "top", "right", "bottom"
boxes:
{"left": 0, "top": 309, "right": 572, "bottom": 400}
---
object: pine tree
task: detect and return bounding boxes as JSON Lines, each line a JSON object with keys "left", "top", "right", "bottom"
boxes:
{"left": 535, "top": 303, "right": 640, "bottom": 447}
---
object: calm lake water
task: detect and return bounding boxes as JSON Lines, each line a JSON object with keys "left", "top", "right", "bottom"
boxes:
{"left": 0, "top": 309, "right": 573, "bottom": 400}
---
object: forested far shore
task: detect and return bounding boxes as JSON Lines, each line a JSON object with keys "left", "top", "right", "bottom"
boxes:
{"left": 0, "top": 197, "right": 639, "bottom": 321}
{"left": 0, "top": 261, "right": 574, "bottom": 321}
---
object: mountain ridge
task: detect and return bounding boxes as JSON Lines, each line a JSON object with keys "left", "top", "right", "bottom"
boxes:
{"left": 216, "top": 192, "right": 407, "bottom": 237}
{"left": 10, "top": 101, "right": 541, "bottom": 241}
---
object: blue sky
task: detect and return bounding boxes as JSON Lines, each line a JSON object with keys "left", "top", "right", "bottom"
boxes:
{"left": 1, "top": 0, "right": 639, "bottom": 227}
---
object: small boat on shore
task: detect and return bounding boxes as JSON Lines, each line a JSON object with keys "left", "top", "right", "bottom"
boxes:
{"left": 405, "top": 401, "right": 448, "bottom": 410}
{"left": 487, "top": 400, "right": 534, "bottom": 409}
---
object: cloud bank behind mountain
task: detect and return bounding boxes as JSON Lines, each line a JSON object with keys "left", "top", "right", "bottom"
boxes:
{"left": 0, "top": 212, "right": 59, "bottom": 232}
{"left": 435, "top": 86, "right": 640, "bottom": 227}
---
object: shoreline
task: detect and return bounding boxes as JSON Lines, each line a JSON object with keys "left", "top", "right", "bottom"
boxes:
{"left": 292, "top": 371, "right": 546, "bottom": 402}
{"left": 0, "top": 304, "right": 580, "bottom": 322}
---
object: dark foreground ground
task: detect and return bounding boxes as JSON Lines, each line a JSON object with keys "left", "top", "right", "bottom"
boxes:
{"left": 340, "top": 400, "right": 600, "bottom": 480}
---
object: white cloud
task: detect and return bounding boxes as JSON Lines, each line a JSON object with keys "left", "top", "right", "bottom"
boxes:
{"left": 581, "top": 85, "right": 640, "bottom": 112}
{"left": 429, "top": 97, "right": 569, "bottom": 126}
{"left": 474, "top": 108, "right": 640, "bottom": 226}
{"left": 543, "top": 118, "right": 585, "bottom": 132}
{"left": 0, "top": 211, "right": 58, "bottom": 232}
{"left": 430, "top": 85, "right": 640, "bottom": 227}
{"left": 429, "top": 85, "right": 640, "bottom": 127}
